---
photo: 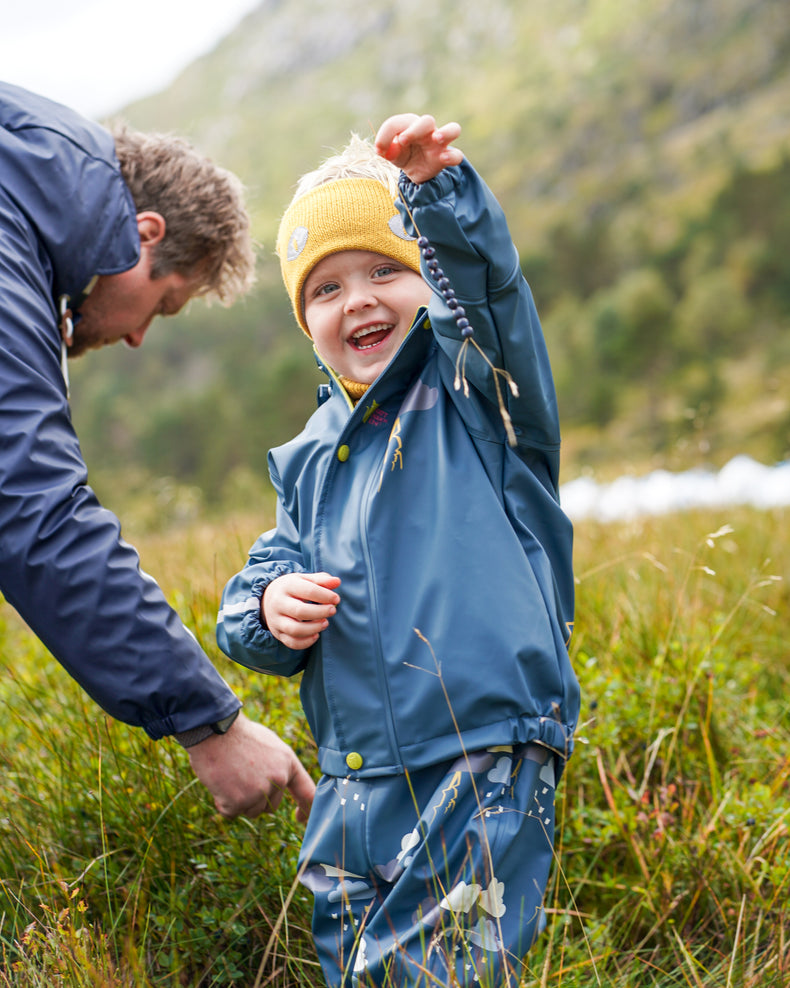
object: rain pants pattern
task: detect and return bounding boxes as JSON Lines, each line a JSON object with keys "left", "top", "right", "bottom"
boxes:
{"left": 300, "top": 744, "right": 557, "bottom": 987}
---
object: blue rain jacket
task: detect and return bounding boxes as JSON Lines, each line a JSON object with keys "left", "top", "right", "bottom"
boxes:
{"left": 217, "top": 159, "right": 579, "bottom": 777}
{"left": 0, "top": 82, "right": 239, "bottom": 737}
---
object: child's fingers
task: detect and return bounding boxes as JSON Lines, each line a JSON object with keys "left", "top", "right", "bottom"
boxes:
{"left": 400, "top": 114, "right": 440, "bottom": 144}
{"left": 279, "top": 630, "right": 321, "bottom": 650}
{"left": 294, "top": 577, "right": 340, "bottom": 611}
{"left": 286, "top": 595, "right": 336, "bottom": 623}
{"left": 286, "top": 615, "right": 328, "bottom": 638}
{"left": 376, "top": 116, "right": 463, "bottom": 180}
{"left": 374, "top": 113, "right": 420, "bottom": 157}
{"left": 396, "top": 116, "right": 459, "bottom": 151}
{"left": 434, "top": 121, "right": 462, "bottom": 146}
{"left": 438, "top": 146, "right": 465, "bottom": 169}
{"left": 301, "top": 572, "right": 342, "bottom": 594}
{"left": 271, "top": 613, "right": 328, "bottom": 650}
{"left": 375, "top": 113, "right": 445, "bottom": 161}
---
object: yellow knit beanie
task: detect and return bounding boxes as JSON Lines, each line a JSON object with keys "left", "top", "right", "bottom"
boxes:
{"left": 276, "top": 178, "right": 422, "bottom": 337}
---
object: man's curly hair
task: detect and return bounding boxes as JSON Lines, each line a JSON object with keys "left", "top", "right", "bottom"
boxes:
{"left": 112, "top": 123, "right": 256, "bottom": 305}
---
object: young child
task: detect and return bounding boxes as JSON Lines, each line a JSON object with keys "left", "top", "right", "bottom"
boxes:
{"left": 217, "top": 113, "right": 580, "bottom": 988}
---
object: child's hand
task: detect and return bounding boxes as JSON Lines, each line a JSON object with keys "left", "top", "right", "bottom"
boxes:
{"left": 262, "top": 572, "right": 341, "bottom": 650}
{"left": 375, "top": 113, "right": 463, "bottom": 184}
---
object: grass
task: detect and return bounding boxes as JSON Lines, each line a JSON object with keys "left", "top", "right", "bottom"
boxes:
{"left": 0, "top": 505, "right": 787, "bottom": 986}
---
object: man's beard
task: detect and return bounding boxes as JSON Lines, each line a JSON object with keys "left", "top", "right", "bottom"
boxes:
{"left": 65, "top": 318, "right": 111, "bottom": 358}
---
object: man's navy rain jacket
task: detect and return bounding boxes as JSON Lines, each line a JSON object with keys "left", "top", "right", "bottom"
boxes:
{"left": 0, "top": 82, "right": 239, "bottom": 738}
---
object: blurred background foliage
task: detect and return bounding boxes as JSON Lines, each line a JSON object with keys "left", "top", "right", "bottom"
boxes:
{"left": 67, "top": 0, "right": 790, "bottom": 524}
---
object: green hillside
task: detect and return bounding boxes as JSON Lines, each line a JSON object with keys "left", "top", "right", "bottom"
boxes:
{"left": 69, "top": 0, "right": 790, "bottom": 516}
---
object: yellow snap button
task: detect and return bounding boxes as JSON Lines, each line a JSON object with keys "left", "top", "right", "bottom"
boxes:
{"left": 346, "top": 751, "right": 363, "bottom": 771}
{"left": 337, "top": 444, "right": 350, "bottom": 462}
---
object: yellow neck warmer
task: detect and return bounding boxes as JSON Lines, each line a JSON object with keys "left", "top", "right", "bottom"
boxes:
{"left": 338, "top": 376, "right": 370, "bottom": 402}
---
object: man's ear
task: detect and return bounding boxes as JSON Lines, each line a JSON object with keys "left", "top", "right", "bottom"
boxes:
{"left": 136, "top": 211, "right": 166, "bottom": 246}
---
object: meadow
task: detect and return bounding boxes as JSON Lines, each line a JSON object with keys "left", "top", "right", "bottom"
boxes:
{"left": 0, "top": 504, "right": 787, "bottom": 987}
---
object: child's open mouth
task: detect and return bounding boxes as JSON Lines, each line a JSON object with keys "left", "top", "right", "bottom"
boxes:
{"left": 350, "top": 324, "right": 393, "bottom": 351}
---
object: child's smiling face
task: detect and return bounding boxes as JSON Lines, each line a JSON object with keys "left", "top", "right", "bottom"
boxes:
{"left": 303, "top": 250, "right": 430, "bottom": 385}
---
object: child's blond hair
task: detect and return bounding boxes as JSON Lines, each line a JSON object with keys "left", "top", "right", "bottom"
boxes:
{"left": 290, "top": 134, "right": 400, "bottom": 203}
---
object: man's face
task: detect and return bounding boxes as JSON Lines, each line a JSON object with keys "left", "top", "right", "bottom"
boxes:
{"left": 67, "top": 212, "right": 201, "bottom": 358}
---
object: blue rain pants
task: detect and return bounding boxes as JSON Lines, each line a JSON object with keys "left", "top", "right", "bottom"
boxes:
{"left": 298, "top": 743, "right": 557, "bottom": 987}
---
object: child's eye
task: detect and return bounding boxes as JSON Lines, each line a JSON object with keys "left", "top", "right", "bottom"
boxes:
{"left": 314, "top": 282, "right": 339, "bottom": 297}
{"left": 373, "top": 265, "right": 396, "bottom": 279}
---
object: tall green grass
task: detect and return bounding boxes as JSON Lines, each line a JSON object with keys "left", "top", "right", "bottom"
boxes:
{"left": 0, "top": 506, "right": 787, "bottom": 986}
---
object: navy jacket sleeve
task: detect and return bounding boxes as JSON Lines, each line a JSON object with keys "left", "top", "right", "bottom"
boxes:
{"left": 0, "top": 249, "right": 240, "bottom": 737}
{"left": 0, "top": 85, "right": 239, "bottom": 739}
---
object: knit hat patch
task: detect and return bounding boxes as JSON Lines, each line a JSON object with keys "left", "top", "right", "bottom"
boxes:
{"left": 286, "top": 226, "right": 309, "bottom": 261}
{"left": 276, "top": 178, "right": 422, "bottom": 336}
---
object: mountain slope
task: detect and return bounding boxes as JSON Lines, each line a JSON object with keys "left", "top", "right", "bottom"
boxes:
{"left": 121, "top": 0, "right": 790, "bottom": 244}
{"left": 69, "top": 0, "right": 790, "bottom": 512}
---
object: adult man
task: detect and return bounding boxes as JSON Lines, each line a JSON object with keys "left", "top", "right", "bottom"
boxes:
{"left": 0, "top": 81, "right": 314, "bottom": 821}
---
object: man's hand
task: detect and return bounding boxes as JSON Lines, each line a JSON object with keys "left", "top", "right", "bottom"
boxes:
{"left": 375, "top": 113, "right": 463, "bottom": 184}
{"left": 262, "top": 572, "right": 341, "bottom": 650}
{"left": 187, "top": 712, "right": 315, "bottom": 821}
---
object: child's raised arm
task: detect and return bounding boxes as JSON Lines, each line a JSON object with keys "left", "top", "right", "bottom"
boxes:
{"left": 375, "top": 113, "right": 463, "bottom": 184}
